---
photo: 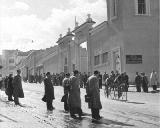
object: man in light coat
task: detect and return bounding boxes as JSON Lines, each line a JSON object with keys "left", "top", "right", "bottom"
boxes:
{"left": 68, "top": 70, "right": 82, "bottom": 119}
{"left": 86, "top": 70, "right": 102, "bottom": 120}
{"left": 62, "top": 73, "right": 70, "bottom": 112}
{"left": 150, "top": 70, "right": 158, "bottom": 91}
{"left": 13, "top": 69, "right": 24, "bottom": 105}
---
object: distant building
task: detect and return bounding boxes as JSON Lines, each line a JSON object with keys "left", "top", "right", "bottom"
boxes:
{"left": 1, "top": 50, "right": 30, "bottom": 76}
{"left": 5, "top": 0, "right": 159, "bottom": 83}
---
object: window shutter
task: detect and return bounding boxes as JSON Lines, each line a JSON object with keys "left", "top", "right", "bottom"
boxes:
{"left": 146, "top": 0, "right": 151, "bottom": 15}
{"left": 134, "top": 0, "right": 138, "bottom": 15}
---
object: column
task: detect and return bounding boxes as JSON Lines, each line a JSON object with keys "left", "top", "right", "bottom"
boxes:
{"left": 68, "top": 41, "right": 72, "bottom": 73}
{"left": 74, "top": 39, "right": 80, "bottom": 71}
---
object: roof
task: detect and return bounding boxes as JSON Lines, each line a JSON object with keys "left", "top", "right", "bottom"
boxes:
{"left": 17, "top": 51, "right": 31, "bottom": 56}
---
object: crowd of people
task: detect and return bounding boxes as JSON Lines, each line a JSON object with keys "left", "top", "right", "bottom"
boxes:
{"left": 0, "top": 70, "right": 24, "bottom": 105}
{"left": 42, "top": 70, "right": 102, "bottom": 120}
{"left": 0, "top": 69, "right": 159, "bottom": 121}
{"left": 135, "top": 70, "right": 159, "bottom": 92}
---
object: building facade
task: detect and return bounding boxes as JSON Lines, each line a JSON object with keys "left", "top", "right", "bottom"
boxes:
{"left": 88, "top": 0, "right": 159, "bottom": 81}
{"left": 1, "top": 0, "right": 159, "bottom": 83}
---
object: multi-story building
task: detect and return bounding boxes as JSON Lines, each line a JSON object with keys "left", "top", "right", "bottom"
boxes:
{"left": 1, "top": 50, "right": 18, "bottom": 76}
{"left": 3, "top": 0, "right": 159, "bottom": 83}
{"left": 69, "top": 0, "right": 159, "bottom": 82}
{"left": 89, "top": 0, "right": 159, "bottom": 81}
{"left": 1, "top": 50, "right": 30, "bottom": 76}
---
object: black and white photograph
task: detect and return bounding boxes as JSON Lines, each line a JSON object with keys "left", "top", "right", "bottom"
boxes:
{"left": 0, "top": 0, "right": 159, "bottom": 128}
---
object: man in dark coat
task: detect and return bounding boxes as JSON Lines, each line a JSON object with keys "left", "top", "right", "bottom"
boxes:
{"left": 83, "top": 72, "right": 88, "bottom": 88}
{"left": 123, "top": 72, "right": 129, "bottom": 92}
{"left": 44, "top": 72, "right": 55, "bottom": 111}
{"left": 141, "top": 72, "right": 148, "bottom": 93}
{"left": 13, "top": 69, "right": 24, "bottom": 105}
{"left": 4, "top": 76, "right": 8, "bottom": 90}
{"left": 99, "top": 73, "right": 102, "bottom": 89}
{"left": 68, "top": 70, "right": 82, "bottom": 119}
{"left": 135, "top": 72, "right": 142, "bottom": 92}
{"left": 7, "top": 74, "right": 14, "bottom": 101}
{"left": 62, "top": 73, "right": 70, "bottom": 112}
{"left": 86, "top": 70, "right": 102, "bottom": 120}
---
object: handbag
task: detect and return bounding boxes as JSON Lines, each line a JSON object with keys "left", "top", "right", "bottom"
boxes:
{"left": 85, "top": 95, "right": 91, "bottom": 103}
{"left": 42, "top": 95, "right": 47, "bottom": 102}
{"left": 61, "top": 94, "right": 67, "bottom": 102}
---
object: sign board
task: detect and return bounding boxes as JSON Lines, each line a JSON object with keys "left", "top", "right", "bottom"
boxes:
{"left": 126, "top": 55, "right": 142, "bottom": 64}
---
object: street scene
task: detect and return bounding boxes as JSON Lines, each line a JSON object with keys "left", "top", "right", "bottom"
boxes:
{"left": 0, "top": 82, "right": 159, "bottom": 128}
{"left": 0, "top": 0, "right": 160, "bottom": 128}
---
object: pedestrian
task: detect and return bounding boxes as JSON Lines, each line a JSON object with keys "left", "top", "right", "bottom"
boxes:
{"left": 99, "top": 73, "right": 102, "bottom": 89}
{"left": 68, "top": 70, "right": 82, "bottom": 119}
{"left": 150, "top": 69, "right": 158, "bottom": 91}
{"left": 123, "top": 72, "right": 129, "bottom": 92}
{"left": 44, "top": 72, "right": 55, "bottom": 111}
{"left": 103, "top": 72, "right": 108, "bottom": 82}
{"left": 141, "top": 72, "right": 148, "bottom": 93}
{"left": 61, "top": 73, "right": 70, "bottom": 112}
{"left": 135, "top": 72, "right": 142, "bottom": 92}
{"left": 4, "top": 76, "right": 8, "bottom": 89}
{"left": 7, "top": 74, "right": 14, "bottom": 101}
{"left": 83, "top": 72, "right": 88, "bottom": 88}
{"left": 86, "top": 70, "right": 102, "bottom": 120}
{"left": 12, "top": 69, "right": 24, "bottom": 105}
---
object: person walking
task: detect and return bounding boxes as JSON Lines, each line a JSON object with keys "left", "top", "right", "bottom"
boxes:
{"left": 12, "top": 69, "right": 24, "bottom": 105}
{"left": 86, "top": 70, "right": 102, "bottom": 120}
{"left": 61, "top": 73, "right": 70, "bottom": 112}
{"left": 68, "top": 70, "right": 82, "bottom": 119}
{"left": 7, "top": 74, "right": 14, "bottom": 101}
{"left": 44, "top": 72, "right": 55, "bottom": 111}
{"left": 150, "top": 69, "right": 158, "bottom": 91}
{"left": 99, "top": 73, "right": 103, "bottom": 89}
{"left": 123, "top": 72, "right": 129, "bottom": 92}
{"left": 135, "top": 72, "right": 142, "bottom": 92}
{"left": 141, "top": 72, "right": 148, "bottom": 93}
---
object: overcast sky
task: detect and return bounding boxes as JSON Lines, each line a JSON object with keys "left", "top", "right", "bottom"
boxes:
{"left": 0, "top": 0, "right": 107, "bottom": 54}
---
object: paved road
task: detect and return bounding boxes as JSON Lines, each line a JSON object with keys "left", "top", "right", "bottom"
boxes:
{"left": 0, "top": 82, "right": 160, "bottom": 128}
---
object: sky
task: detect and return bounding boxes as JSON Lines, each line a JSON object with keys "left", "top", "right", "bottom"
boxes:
{"left": 0, "top": 0, "right": 107, "bottom": 54}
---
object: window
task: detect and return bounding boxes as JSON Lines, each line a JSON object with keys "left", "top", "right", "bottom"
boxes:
{"left": 94, "top": 55, "right": 100, "bottom": 66}
{"left": 102, "top": 52, "right": 108, "bottom": 64}
{"left": 110, "top": 0, "right": 117, "bottom": 19}
{"left": 135, "top": 0, "right": 150, "bottom": 15}
{"left": 138, "top": 0, "right": 146, "bottom": 14}
{"left": 9, "top": 58, "right": 14, "bottom": 64}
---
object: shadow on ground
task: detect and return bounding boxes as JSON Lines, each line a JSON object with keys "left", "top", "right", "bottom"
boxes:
{"left": 61, "top": 114, "right": 134, "bottom": 128}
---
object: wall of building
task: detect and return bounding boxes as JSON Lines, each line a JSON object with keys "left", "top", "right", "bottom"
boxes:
{"left": 90, "top": 22, "right": 124, "bottom": 75}
{"left": 43, "top": 54, "right": 58, "bottom": 74}
{"left": 121, "top": 0, "right": 159, "bottom": 81}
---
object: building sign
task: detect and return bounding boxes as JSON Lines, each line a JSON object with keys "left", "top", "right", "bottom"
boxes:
{"left": 126, "top": 55, "right": 142, "bottom": 64}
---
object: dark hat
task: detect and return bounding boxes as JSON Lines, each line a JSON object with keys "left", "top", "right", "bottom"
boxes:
{"left": 94, "top": 70, "right": 99, "bottom": 75}
{"left": 46, "top": 72, "right": 50, "bottom": 76}
{"left": 73, "top": 70, "right": 79, "bottom": 75}
{"left": 65, "top": 73, "right": 70, "bottom": 76}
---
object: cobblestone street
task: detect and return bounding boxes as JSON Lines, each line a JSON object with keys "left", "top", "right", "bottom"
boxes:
{"left": 0, "top": 82, "right": 160, "bottom": 128}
